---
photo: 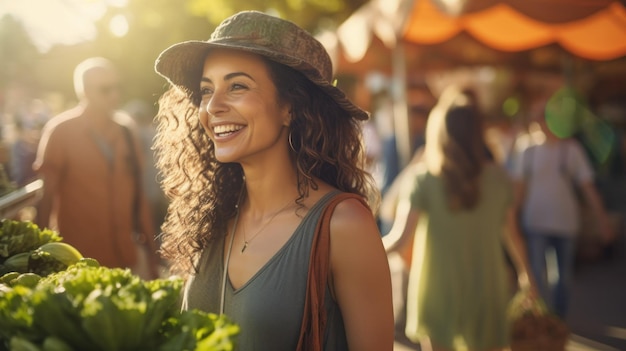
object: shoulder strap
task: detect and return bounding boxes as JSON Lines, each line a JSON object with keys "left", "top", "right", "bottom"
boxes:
{"left": 296, "top": 192, "right": 370, "bottom": 351}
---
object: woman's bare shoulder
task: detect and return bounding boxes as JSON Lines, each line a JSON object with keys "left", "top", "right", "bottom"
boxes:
{"left": 330, "top": 195, "right": 378, "bottom": 242}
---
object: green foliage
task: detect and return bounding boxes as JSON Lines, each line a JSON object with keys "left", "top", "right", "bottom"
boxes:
{"left": 0, "top": 262, "right": 239, "bottom": 351}
{"left": 26, "top": 251, "right": 70, "bottom": 278}
{"left": 159, "top": 310, "right": 240, "bottom": 351}
{"left": 0, "top": 15, "right": 39, "bottom": 90}
{"left": 186, "top": 0, "right": 365, "bottom": 31}
{"left": 0, "top": 0, "right": 366, "bottom": 133}
{"left": 0, "top": 220, "right": 61, "bottom": 262}
{"left": 0, "top": 220, "right": 79, "bottom": 278}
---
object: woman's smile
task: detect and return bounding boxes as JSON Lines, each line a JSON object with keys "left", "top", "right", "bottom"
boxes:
{"left": 212, "top": 123, "right": 246, "bottom": 139}
{"left": 198, "top": 49, "right": 291, "bottom": 163}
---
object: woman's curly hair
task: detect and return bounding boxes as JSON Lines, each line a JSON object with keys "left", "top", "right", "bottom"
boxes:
{"left": 154, "top": 57, "right": 378, "bottom": 277}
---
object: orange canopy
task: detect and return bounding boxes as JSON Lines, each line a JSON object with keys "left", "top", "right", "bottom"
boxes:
{"left": 403, "top": 0, "right": 626, "bottom": 61}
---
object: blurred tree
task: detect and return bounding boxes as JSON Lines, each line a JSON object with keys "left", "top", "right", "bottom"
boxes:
{"left": 32, "top": 0, "right": 212, "bottom": 113}
{"left": 187, "top": 0, "right": 367, "bottom": 32}
{"left": 7, "top": 0, "right": 366, "bottom": 117}
{"left": 0, "top": 15, "right": 39, "bottom": 93}
{"left": 0, "top": 14, "right": 41, "bottom": 141}
{"left": 95, "top": 0, "right": 213, "bottom": 110}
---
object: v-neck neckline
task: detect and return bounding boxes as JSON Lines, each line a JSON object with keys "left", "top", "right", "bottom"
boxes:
{"left": 223, "top": 190, "right": 339, "bottom": 293}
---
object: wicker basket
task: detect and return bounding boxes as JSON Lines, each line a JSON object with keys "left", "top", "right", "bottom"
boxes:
{"left": 508, "top": 290, "right": 569, "bottom": 351}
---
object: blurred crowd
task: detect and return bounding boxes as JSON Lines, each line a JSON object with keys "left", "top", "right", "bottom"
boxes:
{"left": 2, "top": 68, "right": 625, "bottom": 267}
{"left": 366, "top": 77, "right": 626, "bottom": 349}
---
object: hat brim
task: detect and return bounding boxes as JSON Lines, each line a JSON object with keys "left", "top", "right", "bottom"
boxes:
{"left": 155, "top": 40, "right": 369, "bottom": 121}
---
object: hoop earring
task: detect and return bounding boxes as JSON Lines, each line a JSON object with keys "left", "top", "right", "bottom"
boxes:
{"left": 288, "top": 131, "right": 297, "bottom": 153}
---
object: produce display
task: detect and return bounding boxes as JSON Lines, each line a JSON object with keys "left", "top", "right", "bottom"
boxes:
{"left": 0, "top": 220, "right": 71, "bottom": 276}
{"left": 0, "top": 220, "right": 239, "bottom": 351}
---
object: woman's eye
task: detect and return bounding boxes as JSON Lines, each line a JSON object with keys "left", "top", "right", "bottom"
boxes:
{"left": 200, "top": 87, "right": 213, "bottom": 96}
{"left": 231, "top": 83, "right": 247, "bottom": 91}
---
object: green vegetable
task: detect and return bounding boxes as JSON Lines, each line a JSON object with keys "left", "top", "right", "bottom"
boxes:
{"left": 12, "top": 274, "right": 41, "bottom": 288}
{"left": 76, "top": 258, "right": 99, "bottom": 268}
{"left": 3, "top": 253, "right": 31, "bottom": 273}
{"left": 1, "top": 240, "right": 84, "bottom": 278}
{"left": 0, "top": 220, "right": 61, "bottom": 262}
{"left": 0, "top": 262, "right": 239, "bottom": 350}
{"left": 159, "top": 310, "right": 239, "bottom": 351}
{"left": 9, "top": 336, "right": 41, "bottom": 351}
{"left": 0, "top": 272, "right": 19, "bottom": 285}
{"left": 41, "top": 337, "right": 73, "bottom": 351}
{"left": 27, "top": 251, "right": 68, "bottom": 278}
{"left": 35, "top": 243, "right": 82, "bottom": 266}
{"left": 28, "top": 242, "right": 84, "bottom": 277}
{"left": 0, "top": 285, "right": 36, "bottom": 343}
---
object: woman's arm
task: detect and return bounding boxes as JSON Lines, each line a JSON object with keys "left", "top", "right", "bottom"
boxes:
{"left": 382, "top": 195, "right": 419, "bottom": 255}
{"left": 502, "top": 207, "right": 537, "bottom": 292}
{"left": 378, "top": 151, "right": 424, "bottom": 230}
{"left": 330, "top": 198, "right": 395, "bottom": 351}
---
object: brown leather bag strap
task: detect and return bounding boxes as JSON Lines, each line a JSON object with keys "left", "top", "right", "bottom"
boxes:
{"left": 296, "top": 192, "right": 370, "bottom": 351}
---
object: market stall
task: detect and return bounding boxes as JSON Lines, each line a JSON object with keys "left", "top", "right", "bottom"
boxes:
{"left": 327, "top": 0, "right": 626, "bottom": 168}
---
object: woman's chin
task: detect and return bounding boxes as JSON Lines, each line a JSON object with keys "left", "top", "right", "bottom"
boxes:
{"left": 214, "top": 149, "right": 242, "bottom": 164}
{"left": 215, "top": 155, "right": 238, "bottom": 164}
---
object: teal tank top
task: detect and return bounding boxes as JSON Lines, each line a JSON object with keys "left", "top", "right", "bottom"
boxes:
{"left": 181, "top": 191, "right": 348, "bottom": 351}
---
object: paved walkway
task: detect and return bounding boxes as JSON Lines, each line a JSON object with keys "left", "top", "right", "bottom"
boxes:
{"left": 565, "top": 245, "right": 626, "bottom": 351}
{"left": 393, "top": 338, "right": 618, "bottom": 351}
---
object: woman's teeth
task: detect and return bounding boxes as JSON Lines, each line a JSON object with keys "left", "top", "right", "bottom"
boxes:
{"left": 214, "top": 124, "right": 244, "bottom": 137}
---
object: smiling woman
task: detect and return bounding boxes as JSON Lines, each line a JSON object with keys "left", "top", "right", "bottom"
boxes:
{"left": 0, "top": 0, "right": 127, "bottom": 52}
{"left": 153, "top": 10, "right": 394, "bottom": 351}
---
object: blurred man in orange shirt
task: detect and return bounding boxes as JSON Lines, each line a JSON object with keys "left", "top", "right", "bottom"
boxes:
{"left": 33, "top": 57, "right": 160, "bottom": 279}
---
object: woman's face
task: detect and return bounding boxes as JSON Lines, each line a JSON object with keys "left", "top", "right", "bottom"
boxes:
{"left": 198, "top": 49, "right": 291, "bottom": 163}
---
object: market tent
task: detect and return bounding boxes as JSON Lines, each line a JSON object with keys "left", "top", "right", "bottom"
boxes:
{"left": 403, "top": 0, "right": 626, "bottom": 61}
{"left": 430, "top": 0, "right": 621, "bottom": 23}
{"left": 334, "top": 0, "right": 626, "bottom": 64}
{"left": 327, "top": 0, "right": 626, "bottom": 167}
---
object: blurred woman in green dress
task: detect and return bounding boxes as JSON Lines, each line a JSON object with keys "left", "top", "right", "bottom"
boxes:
{"left": 384, "top": 87, "right": 536, "bottom": 351}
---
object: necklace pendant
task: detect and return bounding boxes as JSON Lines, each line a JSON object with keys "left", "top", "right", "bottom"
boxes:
{"left": 241, "top": 241, "right": 249, "bottom": 253}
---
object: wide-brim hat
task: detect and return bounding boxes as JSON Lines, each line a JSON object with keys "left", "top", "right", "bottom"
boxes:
{"left": 155, "top": 11, "right": 369, "bottom": 121}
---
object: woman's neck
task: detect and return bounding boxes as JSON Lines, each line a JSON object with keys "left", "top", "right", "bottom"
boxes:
{"left": 241, "top": 161, "right": 299, "bottom": 216}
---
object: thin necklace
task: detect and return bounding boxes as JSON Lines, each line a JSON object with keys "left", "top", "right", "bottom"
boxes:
{"left": 241, "top": 199, "right": 293, "bottom": 253}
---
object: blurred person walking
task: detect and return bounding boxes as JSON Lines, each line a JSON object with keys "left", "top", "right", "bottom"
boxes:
{"left": 10, "top": 99, "right": 49, "bottom": 187}
{"left": 33, "top": 57, "right": 160, "bottom": 279}
{"left": 384, "top": 87, "right": 537, "bottom": 351}
{"left": 511, "top": 96, "right": 614, "bottom": 319}
{"left": 379, "top": 82, "right": 436, "bottom": 197}
{"left": 153, "top": 11, "right": 394, "bottom": 351}
{"left": 378, "top": 83, "right": 437, "bottom": 235}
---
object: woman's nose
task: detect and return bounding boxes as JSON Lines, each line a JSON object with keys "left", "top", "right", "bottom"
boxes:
{"left": 205, "top": 91, "right": 228, "bottom": 116}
